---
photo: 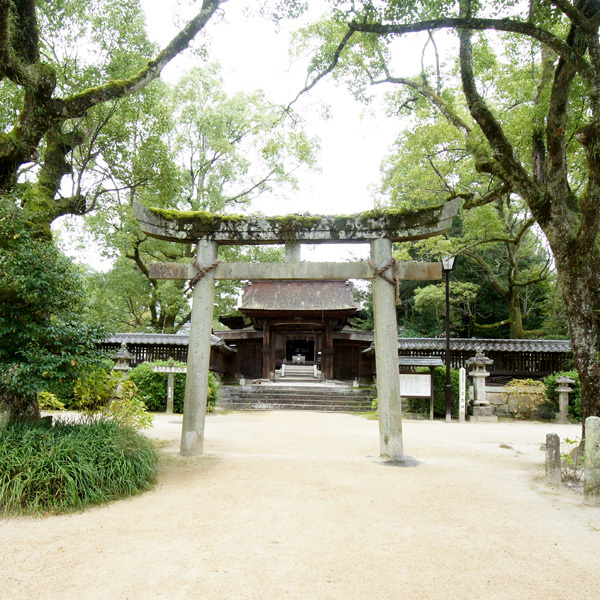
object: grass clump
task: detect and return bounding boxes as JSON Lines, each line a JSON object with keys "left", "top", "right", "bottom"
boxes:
{"left": 0, "top": 419, "right": 158, "bottom": 515}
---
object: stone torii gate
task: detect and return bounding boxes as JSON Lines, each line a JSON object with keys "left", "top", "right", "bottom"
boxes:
{"left": 134, "top": 200, "right": 459, "bottom": 460}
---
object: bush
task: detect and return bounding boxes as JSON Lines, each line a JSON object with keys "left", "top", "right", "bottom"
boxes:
{"left": 502, "top": 378, "right": 547, "bottom": 420}
{"left": 128, "top": 361, "right": 218, "bottom": 413}
{"left": 0, "top": 419, "right": 158, "bottom": 515}
{"left": 73, "top": 368, "right": 153, "bottom": 430}
{"left": 0, "top": 200, "right": 106, "bottom": 420}
{"left": 544, "top": 370, "right": 581, "bottom": 421}
{"left": 404, "top": 367, "right": 461, "bottom": 418}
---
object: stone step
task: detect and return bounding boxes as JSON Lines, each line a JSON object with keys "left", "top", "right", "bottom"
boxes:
{"left": 220, "top": 392, "right": 374, "bottom": 402}
{"left": 218, "top": 403, "right": 371, "bottom": 412}
{"left": 221, "top": 396, "right": 373, "bottom": 406}
{"left": 218, "top": 383, "right": 376, "bottom": 412}
{"left": 221, "top": 384, "right": 374, "bottom": 396}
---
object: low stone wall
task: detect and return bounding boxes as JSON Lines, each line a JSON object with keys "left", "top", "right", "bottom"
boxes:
{"left": 478, "top": 385, "right": 555, "bottom": 419}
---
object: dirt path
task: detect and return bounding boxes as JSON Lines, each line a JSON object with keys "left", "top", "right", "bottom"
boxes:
{"left": 1, "top": 411, "right": 599, "bottom": 600}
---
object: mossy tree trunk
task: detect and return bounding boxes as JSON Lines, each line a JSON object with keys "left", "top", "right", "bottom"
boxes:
{"left": 0, "top": 0, "right": 221, "bottom": 232}
{"left": 323, "top": 1, "right": 600, "bottom": 430}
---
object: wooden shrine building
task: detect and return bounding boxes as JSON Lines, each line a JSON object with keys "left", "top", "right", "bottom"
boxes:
{"left": 218, "top": 279, "right": 374, "bottom": 381}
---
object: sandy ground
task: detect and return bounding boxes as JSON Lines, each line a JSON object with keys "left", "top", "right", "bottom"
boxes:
{"left": 1, "top": 411, "right": 599, "bottom": 600}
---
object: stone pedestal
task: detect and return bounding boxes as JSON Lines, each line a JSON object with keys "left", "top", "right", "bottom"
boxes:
{"left": 466, "top": 351, "right": 497, "bottom": 422}
{"left": 554, "top": 376, "right": 575, "bottom": 424}
{"left": 584, "top": 416, "right": 600, "bottom": 505}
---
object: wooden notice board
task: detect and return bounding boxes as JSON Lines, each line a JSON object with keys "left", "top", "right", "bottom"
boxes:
{"left": 398, "top": 356, "right": 444, "bottom": 420}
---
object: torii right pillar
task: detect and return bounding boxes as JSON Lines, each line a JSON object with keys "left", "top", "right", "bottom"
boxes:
{"left": 371, "top": 238, "right": 403, "bottom": 460}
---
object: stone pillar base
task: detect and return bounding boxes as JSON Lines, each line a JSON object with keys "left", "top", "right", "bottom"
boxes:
{"left": 553, "top": 412, "right": 570, "bottom": 424}
{"left": 468, "top": 404, "right": 498, "bottom": 422}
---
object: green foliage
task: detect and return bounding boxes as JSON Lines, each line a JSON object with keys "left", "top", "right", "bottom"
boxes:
{"left": 404, "top": 367, "right": 461, "bottom": 418}
{"left": 82, "top": 61, "right": 317, "bottom": 333}
{"left": 560, "top": 437, "right": 584, "bottom": 483}
{"left": 413, "top": 282, "right": 479, "bottom": 336}
{"left": 543, "top": 371, "right": 582, "bottom": 421}
{"left": 128, "top": 361, "right": 218, "bottom": 413}
{"left": 37, "top": 391, "right": 66, "bottom": 412}
{"left": 502, "top": 379, "right": 547, "bottom": 420}
{"left": 0, "top": 419, "right": 158, "bottom": 515}
{"left": 0, "top": 201, "right": 106, "bottom": 419}
{"left": 73, "top": 369, "right": 153, "bottom": 430}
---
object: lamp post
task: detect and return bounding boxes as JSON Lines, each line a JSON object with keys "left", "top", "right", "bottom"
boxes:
{"left": 442, "top": 255, "right": 456, "bottom": 422}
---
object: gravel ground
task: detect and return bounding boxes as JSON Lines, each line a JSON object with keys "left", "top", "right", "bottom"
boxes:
{"left": 1, "top": 410, "right": 599, "bottom": 600}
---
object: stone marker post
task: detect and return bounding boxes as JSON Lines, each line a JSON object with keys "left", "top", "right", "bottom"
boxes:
{"left": 150, "top": 362, "right": 189, "bottom": 414}
{"left": 459, "top": 367, "right": 466, "bottom": 424}
{"left": 371, "top": 238, "right": 403, "bottom": 460}
{"left": 545, "top": 433, "right": 562, "bottom": 485}
{"left": 584, "top": 416, "right": 600, "bottom": 505}
{"left": 554, "top": 376, "right": 575, "bottom": 424}
{"left": 166, "top": 362, "right": 175, "bottom": 415}
{"left": 181, "top": 239, "right": 218, "bottom": 456}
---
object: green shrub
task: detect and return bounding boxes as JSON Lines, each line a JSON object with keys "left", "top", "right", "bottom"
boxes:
{"left": 37, "top": 391, "right": 66, "bottom": 412}
{"left": 128, "top": 361, "right": 218, "bottom": 413}
{"left": 0, "top": 419, "right": 158, "bottom": 515}
{"left": 502, "top": 378, "right": 547, "bottom": 420}
{"left": 544, "top": 370, "right": 581, "bottom": 421}
{"left": 73, "top": 368, "right": 153, "bottom": 430}
{"left": 404, "top": 367, "right": 461, "bottom": 418}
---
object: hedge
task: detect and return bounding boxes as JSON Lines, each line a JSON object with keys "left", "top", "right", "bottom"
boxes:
{"left": 128, "top": 360, "right": 218, "bottom": 413}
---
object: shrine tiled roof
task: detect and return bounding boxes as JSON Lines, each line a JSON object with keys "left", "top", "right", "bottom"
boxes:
{"left": 395, "top": 338, "right": 571, "bottom": 353}
{"left": 104, "top": 333, "right": 235, "bottom": 351}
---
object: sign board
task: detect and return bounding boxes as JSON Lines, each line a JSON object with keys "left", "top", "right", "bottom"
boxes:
{"left": 399, "top": 373, "right": 431, "bottom": 397}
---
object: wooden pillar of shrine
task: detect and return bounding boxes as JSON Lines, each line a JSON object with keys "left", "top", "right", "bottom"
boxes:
{"left": 323, "top": 322, "right": 334, "bottom": 380}
{"left": 262, "top": 321, "right": 271, "bottom": 380}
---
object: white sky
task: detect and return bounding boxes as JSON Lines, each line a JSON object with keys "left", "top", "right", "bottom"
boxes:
{"left": 62, "top": 0, "right": 429, "bottom": 267}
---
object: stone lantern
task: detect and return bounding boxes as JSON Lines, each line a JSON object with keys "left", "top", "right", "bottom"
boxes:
{"left": 554, "top": 376, "right": 575, "bottom": 424}
{"left": 466, "top": 350, "right": 497, "bottom": 422}
{"left": 112, "top": 342, "right": 134, "bottom": 373}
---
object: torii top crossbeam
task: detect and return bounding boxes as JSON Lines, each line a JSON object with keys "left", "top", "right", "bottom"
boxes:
{"left": 133, "top": 200, "right": 459, "bottom": 245}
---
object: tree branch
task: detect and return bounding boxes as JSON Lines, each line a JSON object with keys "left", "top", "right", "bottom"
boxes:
{"left": 459, "top": 22, "right": 538, "bottom": 201}
{"left": 463, "top": 183, "right": 510, "bottom": 209}
{"left": 290, "top": 27, "right": 356, "bottom": 105}
{"left": 549, "top": 0, "right": 590, "bottom": 29}
{"left": 56, "top": 0, "right": 223, "bottom": 119}
{"left": 349, "top": 18, "right": 592, "bottom": 80}
{"left": 371, "top": 75, "right": 472, "bottom": 133}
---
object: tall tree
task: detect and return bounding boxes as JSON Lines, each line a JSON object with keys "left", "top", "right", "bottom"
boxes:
{"left": 83, "top": 63, "right": 317, "bottom": 333}
{"left": 381, "top": 117, "right": 554, "bottom": 339}
{"left": 0, "top": 0, "right": 224, "bottom": 232}
{"left": 300, "top": 0, "right": 600, "bottom": 428}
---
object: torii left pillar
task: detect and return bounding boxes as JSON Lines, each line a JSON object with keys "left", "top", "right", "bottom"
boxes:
{"left": 371, "top": 238, "right": 403, "bottom": 460}
{"left": 180, "top": 239, "right": 217, "bottom": 455}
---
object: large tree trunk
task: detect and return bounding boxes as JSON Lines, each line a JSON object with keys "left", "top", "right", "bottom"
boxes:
{"left": 508, "top": 286, "right": 526, "bottom": 340}
{"left": 551, "top": 233, "right": 600, "bottom": 433}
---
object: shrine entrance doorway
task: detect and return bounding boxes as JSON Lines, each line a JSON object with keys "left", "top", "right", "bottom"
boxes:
{"left": 285, "top": 335, "right": 316, "bottom": 364}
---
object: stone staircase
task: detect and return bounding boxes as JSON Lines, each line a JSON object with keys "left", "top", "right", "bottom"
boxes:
{"left": 218, "top": 381, "right": 376, "bottom": 413}
{"left": 276, "top": 363, "right": 321, "bottom": 383}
